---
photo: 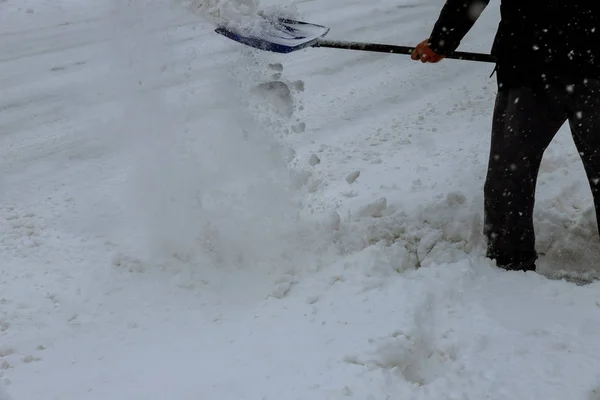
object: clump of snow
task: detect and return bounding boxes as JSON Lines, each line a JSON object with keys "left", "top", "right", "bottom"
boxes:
{"left": 345, "top": 170, "right": 360, "bottom": 184}
{"left": 322, "top": 211, "right": 341, "bottom": 231}
{"left": 328, "top": 192, "right": 483, "bottom": 272}
{"left": 358, "top": 197, "right": 389, "bottom": 218}
{"left": 291, "top": 122, "right": 306, "bottom": 133}
{"left": 308, "top": 154, "right": 321, "bottom": 166}
{"left": 268, "top": 63, "right": 283, "bottom": 72}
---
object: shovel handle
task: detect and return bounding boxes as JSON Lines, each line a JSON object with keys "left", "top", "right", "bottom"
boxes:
{"left": 313, "top": 40, "right": 496, "bottom": 63}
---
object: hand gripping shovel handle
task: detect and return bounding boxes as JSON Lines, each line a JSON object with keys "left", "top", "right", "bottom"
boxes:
{"left": 314, "top": 40, "right": 496, "bottom": 63}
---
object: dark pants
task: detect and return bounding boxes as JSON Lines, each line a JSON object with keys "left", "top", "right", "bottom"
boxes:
{"left": 484, "top": 78, "right": 600, "bottom": 270}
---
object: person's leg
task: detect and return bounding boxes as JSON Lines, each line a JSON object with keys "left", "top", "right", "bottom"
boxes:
{"left": 567, "top": 80, "right": 600, "bottom": 235}
{"left": 484, "top": 86, "right": 567, "bottom": 270}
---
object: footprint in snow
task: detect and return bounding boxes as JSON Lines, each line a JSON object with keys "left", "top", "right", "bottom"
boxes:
{"left": 345, "top": 294, "right": 461, "bottom": 387}
{"left": 345, "top": 330, "right": 457, "bottom": 387}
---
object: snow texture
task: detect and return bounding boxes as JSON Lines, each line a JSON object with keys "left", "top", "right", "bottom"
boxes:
{"left": 2, "top": 0, "right": 600, "bottom": 399}
{"left": 0, "top": 384, "right": 10, "bottom": 400}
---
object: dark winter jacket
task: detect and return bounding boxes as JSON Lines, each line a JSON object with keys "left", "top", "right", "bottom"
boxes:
{"left": 428, "top": 0, "right": 600, "bottom": 87}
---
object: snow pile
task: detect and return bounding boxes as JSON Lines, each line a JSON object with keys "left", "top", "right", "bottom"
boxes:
{"left": 536, "top": 186, "right": 600, "bottom": 280}
{"left": 330, "top": 192, "right": 483, "bottom": 270}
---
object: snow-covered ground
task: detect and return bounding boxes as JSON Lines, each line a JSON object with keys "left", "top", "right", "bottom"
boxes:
{"left": 2, "top": 0, "right": 600, "bottom": 398}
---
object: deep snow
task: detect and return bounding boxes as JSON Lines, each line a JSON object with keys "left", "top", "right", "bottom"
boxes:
{"left": 2, "top": 0, "right": 600, "bottom": 398}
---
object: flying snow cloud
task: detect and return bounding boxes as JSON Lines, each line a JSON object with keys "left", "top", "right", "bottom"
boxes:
{"left": 179, "top": 0, "right": 262, "bottom": 25}
{"left": 179, "top": 0, "right": 299, "bottom": 28}
{"left": 98, "top": 0, "right": 331, "bottom": 283}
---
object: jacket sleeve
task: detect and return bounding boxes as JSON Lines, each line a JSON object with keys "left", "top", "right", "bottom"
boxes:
{"left": 428, "top": 0, "right": 490, "bottom": 54}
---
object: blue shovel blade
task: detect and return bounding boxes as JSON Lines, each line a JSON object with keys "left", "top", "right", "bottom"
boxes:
{"left": 215, "top": 17, "right": 330, "bottom": 53}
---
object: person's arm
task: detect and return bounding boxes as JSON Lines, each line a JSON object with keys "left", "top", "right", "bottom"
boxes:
{"left": 412, "top": 0, "right": 490, "bottom": 62}
{"left": 428, "top": 0, "right": 490, "bottom": 54}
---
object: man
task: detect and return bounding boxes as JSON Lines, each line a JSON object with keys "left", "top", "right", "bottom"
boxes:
{"left": 411, "top": 1, "right": 600, "bottom": 272}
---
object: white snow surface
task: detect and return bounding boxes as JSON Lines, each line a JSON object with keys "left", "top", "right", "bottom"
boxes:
{"left": 3, "top": 0, "right": 600, "bottom": 398}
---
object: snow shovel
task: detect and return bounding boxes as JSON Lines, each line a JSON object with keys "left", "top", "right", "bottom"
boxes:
{"left": 215, "top": 17, "right": 496, "bottom": 63}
